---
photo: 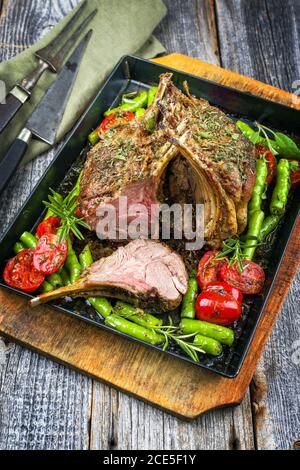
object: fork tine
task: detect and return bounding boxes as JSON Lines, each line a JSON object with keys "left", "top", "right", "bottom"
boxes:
{"left": 46, "top": 8, "right": 97, "bottom": 72}
{"left": 35, "top": 0, "right": 88, "bottom": 71}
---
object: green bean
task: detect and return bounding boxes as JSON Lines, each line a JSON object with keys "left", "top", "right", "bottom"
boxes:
{"left": 14, "top": 241, "right": 24, "bottom": 254}
{"left": 135, "top": 108, "right": 146, "bottom": 119}
{"left": 236, "top": 121, "right": 265, "bottom": 145}
{"left": 114, "top": 301, "right": 162, "bottom": 329}
{"left": 104, "top": 91, "right": 148, "bottom": 116}
{"left": 248, "top": 158, "right": 268, "bottom": 214}
{"left": 181, "top": 277, "right": 198, "bottom": 319}
{"left": 79, "top": 244, "right": 112, "bottom": 318}
{"left": 20, "top": 231, "right": 38, "bottom": 249}
{"left": 79, "top": 244, "right": 93, "bottom": 269}
{"left": 88, "top": 297, "right": 112, "bottom": 318}
{"left": 147, "top": 86, "right": 158, "bottom": 107}
{"left": 260, "top": 214, "right": 282, "bottom": 240}
{"left": 180, "top": 318, "right": 235, "bottom": 346}
{"left": 46, "top": 273, "right": 63, "bottom": 288}
{"left": 65, "top": 236, "right": 81, "bottom": 283}
{"left": 88, "top": 129, "right": 99, "bottom": 146}
{"left": 243, "top": 210, "right": 265, "bottom": 260}
{"left": 270, "top": 159, "right": 291, "bottom": 215}
{"left": 41, "top": 281, "right": 54, "bottom": 293}
{"left": 105, "top": 314, "right": 164, "bottom": 345}
{"left": 59, "top": 267, "right": 71, "bottom": 286}
{"left": 193, "top": 334, "right": 222, "bottom": 356}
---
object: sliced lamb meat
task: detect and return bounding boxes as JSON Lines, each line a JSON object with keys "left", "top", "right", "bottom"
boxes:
{"left": 30, "top": 239, "right": 188, "bottom": 311}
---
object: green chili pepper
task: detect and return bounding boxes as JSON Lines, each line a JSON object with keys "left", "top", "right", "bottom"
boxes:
{"left": 236, "top": 121, "right": 265, "bottom": 145}
{"left": 248, "top": 158, "right": 268, "bottom": 214}
{"left": 13, "top": 241, "right": 24, "bottom": 254}
{"left": 193, "top": 334, "right": 222, "bottom": 356}
{"left": 65, "top": 235, "right": 81, "bottom": 284}
{"left": 114, "top": 301, "right": 162, "bottom": 329}
{"left": 181, "top": 277, "right": 198, "bottom": 319}
{"left": 88, "top": 129, "right": 99, "bottom": 146}
{"left": 135, "top": 108, "right": 146, "bottom": 119}
{"left": 147, "top": 86, "right": 158, "bottom": 107}
{"left": 104, "top": 91, "right": 148, "bottom": 116}
{"left": 243, "top": 210, "right": 265, "bottom": 260}
{"left": 20, "top": 231, "right": 38, "bottom": 249}
{"left": 180, "top": 318, "right": 234, "bottom": 346}
{"left": 270, "top": 159, "right": 291, "bottom": 215}
{"left": 260, "top": 214, "right": 282, "bottom": 240}
{"left": 105, "top": 314, "right": 164, "bottom": 345}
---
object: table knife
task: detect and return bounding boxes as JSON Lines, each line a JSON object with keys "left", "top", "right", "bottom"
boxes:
{"left": 0, "top": 30, "right": 92, "bottom": 195}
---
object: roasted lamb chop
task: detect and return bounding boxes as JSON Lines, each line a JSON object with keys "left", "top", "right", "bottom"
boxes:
{"left": 79, "top": 73, "right": 256, "bottom": 247}
{"left": 30, "top": 239, "right": 188, "bottom": 311}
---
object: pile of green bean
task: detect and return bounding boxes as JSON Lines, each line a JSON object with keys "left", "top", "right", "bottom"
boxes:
{"left": 88, "top": 86, "right": 158, "bottom": 146}
{"left": 237, "top": 122, "right": 292, "bottom": 259}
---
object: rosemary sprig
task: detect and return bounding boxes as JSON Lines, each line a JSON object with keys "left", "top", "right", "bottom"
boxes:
{"left": 215, "top": 236, "right": 260, "bottom": 273}
{"left": 151, "top": 319, "right": 205, "bottom": 363}
{"left": 43, "top": 189, "right": 90, "bottom": 242}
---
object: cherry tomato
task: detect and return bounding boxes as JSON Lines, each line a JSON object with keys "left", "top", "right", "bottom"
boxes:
{"left": 219, "top": 260, "right": 265, "bottom": 294}
{"left": 98, "top": 111, "right": 135, "bottom": 137}
{"left": 3, "top": 249, "right": 45, "bottom": 293}
{"left": 289, "top": 160, "right": 300, "bottom": 188}
{"left": 256, "top": 145, "right": 277, "bottom": 185}
{"left": 36, "top": 216, "right": 61, "bottom": 238}
{"left": 33, "top": 233, "right": 68, "bottom": 275}
{"left": 197, "top": 251, "right": 225, "bottom": 290}
{"left": 205, "top": 281, "right": 243, "bottom": 304}
{"left": 195, "top": 290, "right": 242, "bottom": 325}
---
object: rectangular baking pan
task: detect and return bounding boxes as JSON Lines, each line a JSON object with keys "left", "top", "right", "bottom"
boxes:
{"left": 0, "top": 55, "right": 299, "bottom": 378}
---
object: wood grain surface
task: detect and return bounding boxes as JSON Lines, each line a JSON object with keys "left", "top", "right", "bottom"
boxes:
{"left": 0, "top": 0, "right": 299, "bottom": 450}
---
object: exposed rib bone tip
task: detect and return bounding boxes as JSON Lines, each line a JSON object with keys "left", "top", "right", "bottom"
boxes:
{"left": 30, "top": 297, "right": 41, "bottom": 308}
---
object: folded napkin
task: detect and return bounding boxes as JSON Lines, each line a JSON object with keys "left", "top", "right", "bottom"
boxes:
{"left": 0, "top": 0, "right": 166, "bottom": 163}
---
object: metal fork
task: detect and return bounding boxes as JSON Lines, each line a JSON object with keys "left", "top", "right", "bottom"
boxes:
{"left": 0, "top": 0, "right": 97, "bottom": 133}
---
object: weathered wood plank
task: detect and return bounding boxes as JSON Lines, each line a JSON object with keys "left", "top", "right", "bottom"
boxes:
{"left": 154, "top": 0, "right": 220, "bottom": 65}
{"left": 215, "top": 0, "right": 300, "bottom": 91}
{"left": 0, "top": 0, "right": 92, "bottom": 451}
{"left": 216, "top": 0, "right": 300, "bottom": 450}
{"left": 90, "top": 383, "right": 254, "bottom": 450}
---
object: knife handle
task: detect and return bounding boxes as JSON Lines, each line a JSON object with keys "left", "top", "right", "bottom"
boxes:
{"left": 0, "top": 128, "right": 32, "bottom": 194}
{"left": 0, "top": 87, "right": 29, "bottom": 133}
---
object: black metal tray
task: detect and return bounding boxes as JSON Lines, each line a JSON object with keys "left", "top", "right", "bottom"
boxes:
{"left": 0, "top": 55, "right": 299, "bottom": 378}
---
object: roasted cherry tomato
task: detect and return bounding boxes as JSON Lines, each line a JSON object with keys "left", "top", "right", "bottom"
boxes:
{"left": 256, "top": 145, "right": 277, "bottom": 185}
{"left": 195, "top": 289, "right": 242, "bottom": 325}
{"left": 36, "top": 216, "right": 61, "bottom": 238}
{"left": 98, "top": 111, "right": 135, "bottom": 137}
{"left": 205, "top": 281, "right": 243, "bottom": 304}
{"left": 33, "top": 233, "right": 68, "bottom": 275}
{"left": 219, "top": 260, "right": 265, "bottom": 294}
{"left": 197, "top": 251, "right": 225, "bottom": 290}
{"left": 289, "top": 160, "right": 300, "bottom": 188}
{"left": 3, "top": 249, "right": 45, "bottom": 293}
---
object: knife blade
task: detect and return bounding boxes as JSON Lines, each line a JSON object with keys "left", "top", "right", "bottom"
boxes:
{"left": 0, "top": 30, "right": 92, "bottom": 195}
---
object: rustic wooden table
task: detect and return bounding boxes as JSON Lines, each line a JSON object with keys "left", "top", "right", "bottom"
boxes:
{"left": 0, "top": 0, "right": 299, "bottom": 450}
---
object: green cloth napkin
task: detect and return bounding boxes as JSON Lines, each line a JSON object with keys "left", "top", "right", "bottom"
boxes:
{"left": 0, "top": 0, "right": 166, "bottom": 163}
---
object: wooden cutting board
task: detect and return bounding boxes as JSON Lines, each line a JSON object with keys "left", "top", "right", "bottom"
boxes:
{"left": 0, "top": 53, "right": 299, "bottom": 419}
